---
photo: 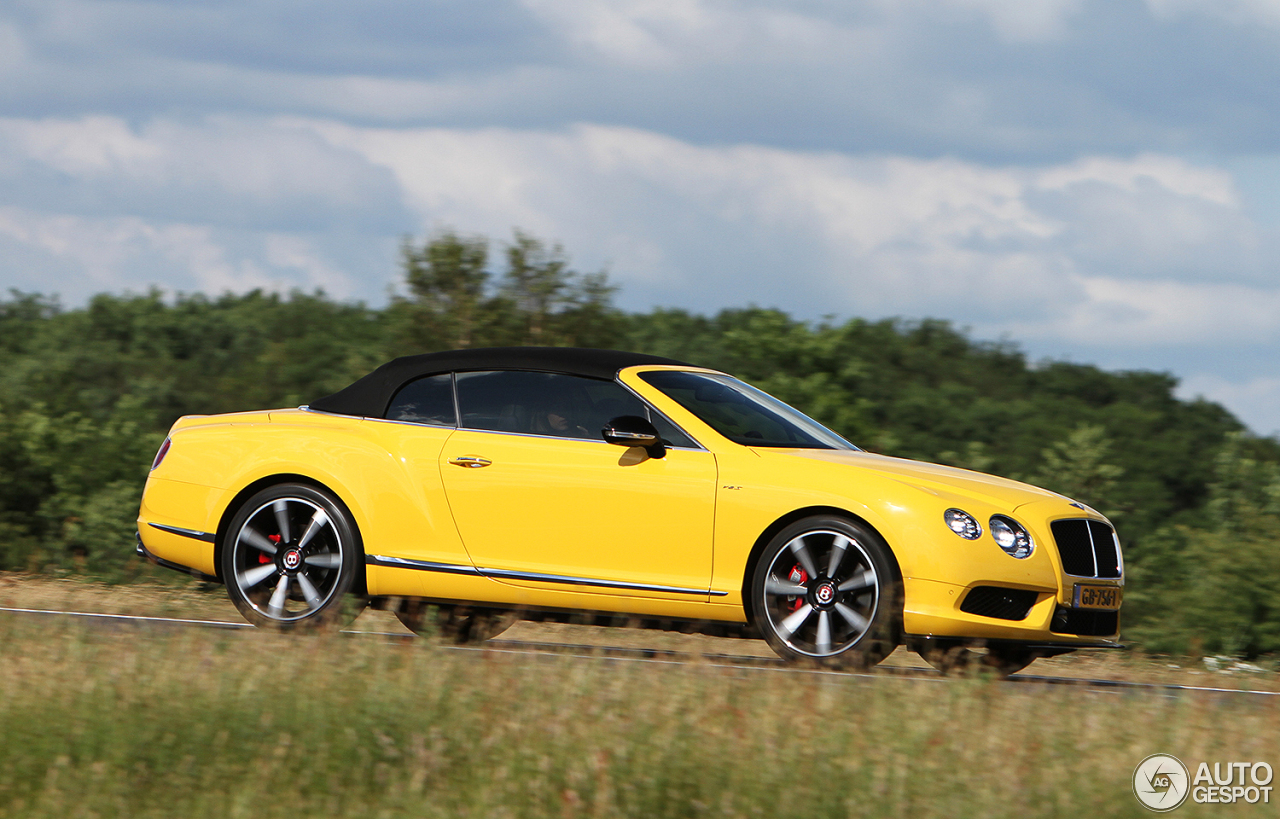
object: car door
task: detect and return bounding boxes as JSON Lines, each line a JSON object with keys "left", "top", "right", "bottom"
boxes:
{"left": 439, "top": 370, "right": 718, "bottom": 599}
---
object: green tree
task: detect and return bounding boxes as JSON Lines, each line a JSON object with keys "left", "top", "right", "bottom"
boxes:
{"left": 401, "top": 231, "right": 491, "bottom": 349}
{"left": 502, "top": 231, "right": 570, "bottom": 343}
{"left": 1028, "top": 424, "right": 1125, "bottom": 516}
{"left": 1126, "top": 434, "right": 1280, "bottom": 657}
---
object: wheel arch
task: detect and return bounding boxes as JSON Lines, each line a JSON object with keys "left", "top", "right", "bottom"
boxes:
{"left": 739, "top": 505, "right": 903, "bottom": 626}
{"left": 213, "top": 473, "right": 368, "bottom": 595}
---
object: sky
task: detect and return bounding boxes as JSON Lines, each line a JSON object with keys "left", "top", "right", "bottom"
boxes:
{"left": 3, "top": 0, "right": 1280, "bottom": 434}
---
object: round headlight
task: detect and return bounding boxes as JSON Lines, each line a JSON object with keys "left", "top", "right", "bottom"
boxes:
{"left": 944, "top": 509, "right": 981, "bottom": 540}
{"left": 989, "top": 515, "right": 1033, "bottom": 559}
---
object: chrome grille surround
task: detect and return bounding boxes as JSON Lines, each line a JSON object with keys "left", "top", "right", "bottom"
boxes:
{"left": 1048, "top": 518, "right": 1122, "bottom": 579}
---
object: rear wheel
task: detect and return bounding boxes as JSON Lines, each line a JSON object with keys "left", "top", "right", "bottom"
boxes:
{"left": 751, "top": 516, "right": 900, "bottom": 668}
{"left": 222, "top": 483, "right": 362, "bottom": 629}
{"left": 395, "top": 599, "right": 517, "bottom": 643}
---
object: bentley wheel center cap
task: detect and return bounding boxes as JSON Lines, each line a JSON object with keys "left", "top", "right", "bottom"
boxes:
{"left": 283, "top": 549, "right": 302, "bottom": 571}
{"left": 815, "top": 582, "right": 836, "bottom": 606}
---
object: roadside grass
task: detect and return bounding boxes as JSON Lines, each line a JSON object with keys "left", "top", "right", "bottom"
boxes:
{"left": 1, "top": 617, "right": 1277, "bottom": 818}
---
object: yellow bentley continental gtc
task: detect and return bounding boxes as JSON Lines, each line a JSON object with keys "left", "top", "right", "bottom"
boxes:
{"left": 137, "top": 347, "right": 1123, "bottom": 672}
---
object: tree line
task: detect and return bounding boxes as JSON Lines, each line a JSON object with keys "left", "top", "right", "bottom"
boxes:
{"left": 2, "top": 228, "right": 1277, "bottom": 657}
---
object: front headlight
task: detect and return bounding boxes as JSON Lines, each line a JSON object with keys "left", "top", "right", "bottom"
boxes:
{"left": 989, "top": 515, "right": 1033, "bottom": 559}
{"left": 944, "top": 508, "right": 982, "bottom": 540}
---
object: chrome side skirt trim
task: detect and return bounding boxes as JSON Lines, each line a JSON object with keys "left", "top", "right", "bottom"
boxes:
{"left": 365, "top": 554, "right": 727, "bottom": 597}
{"left": 365, "top": 555, "right": 483, "bottom": 576}
{"left": 148, "top": 522, "right": 217, "bottom": 543}
{"left": 480, "top": 566, "right": 729, "bottom": 596}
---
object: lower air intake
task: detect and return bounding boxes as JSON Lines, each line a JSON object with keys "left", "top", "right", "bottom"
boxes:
{"left": 1051, "top": 605, "right": 1119, "bottom": 637}
{"left": 959, "top": 586, "right": 1039, "bottom": 621}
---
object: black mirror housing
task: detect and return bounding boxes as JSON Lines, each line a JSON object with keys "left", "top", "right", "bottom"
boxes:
{"left": 601, "top": 415, "right": 666, "bottom": 458}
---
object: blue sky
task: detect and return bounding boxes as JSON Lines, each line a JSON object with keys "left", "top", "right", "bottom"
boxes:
{"left": 3, "top": 0, "right": 1280, "bottom": 433}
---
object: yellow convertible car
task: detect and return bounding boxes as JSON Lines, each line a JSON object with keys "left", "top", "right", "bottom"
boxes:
{"left": 137, "top": 347, "right": 1123, "bottom": 671}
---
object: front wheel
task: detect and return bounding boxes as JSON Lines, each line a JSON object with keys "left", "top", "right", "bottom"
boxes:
{"left": 751, "top": 516, "right": 900, "bottom": 668}
{"left": 222, "top": 483, "right": 362, "bottom": 629}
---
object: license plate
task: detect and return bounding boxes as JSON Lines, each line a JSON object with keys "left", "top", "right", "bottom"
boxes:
{"left": 1074, "top": 584, "right": 1121, "bottom": 610}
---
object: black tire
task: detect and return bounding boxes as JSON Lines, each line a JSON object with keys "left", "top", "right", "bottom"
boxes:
{"left": 221, "top": 483, "right": 363, "bottom": 629}
{"left": 750, "top": 516, "right": 900, "bottom": 668}
{"left": 914, "top": 638, "right": 1037, "bottom": 677}
{"left": 394, "top": 599, "right": 517, "bottom": 643}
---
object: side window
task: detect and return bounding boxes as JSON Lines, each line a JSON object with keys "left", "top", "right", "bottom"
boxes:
{"left": 649, "top": 412, "right": 697, "bottom": 449}
{"left": 455, "top": 370, "right": 696, "bottom": 446}
{"left": 385, "top": 373, "right": 456, "bottom": 426}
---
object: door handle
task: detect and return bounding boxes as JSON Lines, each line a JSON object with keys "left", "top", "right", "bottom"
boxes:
{"left": 449, "top": 455, "right": 492, "bottom": 468}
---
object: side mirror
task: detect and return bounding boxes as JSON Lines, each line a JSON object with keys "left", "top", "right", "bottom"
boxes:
{"left": 602, "top": 415, "right": 666, "bottom": 459}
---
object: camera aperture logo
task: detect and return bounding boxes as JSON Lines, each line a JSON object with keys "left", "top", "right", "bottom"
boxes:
{"left": 1134, "top": 754, "right": 1274, "bottom": 810}
{"left": 1134, "top": 754, "right": 1190, "bottom": 811}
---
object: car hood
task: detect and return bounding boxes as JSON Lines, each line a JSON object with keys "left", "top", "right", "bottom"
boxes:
{"left": 773, "top": 448, "right": 1065, "bottom": 511}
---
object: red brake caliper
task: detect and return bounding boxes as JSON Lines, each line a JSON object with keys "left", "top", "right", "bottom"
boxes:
{"left": 261, "top": 534, "right": 282, "bottom": 563}
{"left": 787, "top": 565, "right": 808, "bottom": 610}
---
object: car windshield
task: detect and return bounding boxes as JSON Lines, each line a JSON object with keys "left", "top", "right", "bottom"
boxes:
{"left": 639, "top": 371, "right": 857, "bottom": 450}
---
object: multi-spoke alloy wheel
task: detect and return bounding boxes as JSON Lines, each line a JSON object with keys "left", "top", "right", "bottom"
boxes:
{"left": 222, "top": 484, "right": 361, "bottom": 629}
{"left": 752, "top": 516, "right": 899, "bottom": 667}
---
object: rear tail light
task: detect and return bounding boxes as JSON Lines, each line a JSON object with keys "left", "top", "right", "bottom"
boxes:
{"left": 151, "top": 437, "right": 172, "bottom": 471}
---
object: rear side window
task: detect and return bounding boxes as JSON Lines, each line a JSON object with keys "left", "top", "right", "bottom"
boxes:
{"left": 385, "top": 373, "right": 456, "bottom": 426}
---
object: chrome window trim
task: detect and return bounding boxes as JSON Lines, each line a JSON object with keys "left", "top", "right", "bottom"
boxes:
{"left": 615, "top": 376, "right": 708, "bottom": 451}
{"left": 452, "top": 426, "right": 628, "bottom": 446}
{"left": 448, "top": 424, "right": 706, "bottom": 450}
{"left": 304, "top": 368, "right": 708, "bottom": 451}
{"left": 366, "top": 553, "right": 727, "bottom": 597}
{"left": 305, "top": 401, "right": 703, "bottom": 449}
{"left": 359, "top": 415, "right": 458, "bottom": 430}
{"left": 635, "top": 370, "right": 856, "bottom": 451}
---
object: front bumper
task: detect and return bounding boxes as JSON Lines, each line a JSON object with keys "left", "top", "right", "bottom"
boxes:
{"left": 901, "top": 577, "right": 1120, "bottom": 646}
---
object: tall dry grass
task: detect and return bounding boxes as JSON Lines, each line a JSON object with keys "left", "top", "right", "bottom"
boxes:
{"left": 1, "top": 617, "right": 1276, "bottom": 818}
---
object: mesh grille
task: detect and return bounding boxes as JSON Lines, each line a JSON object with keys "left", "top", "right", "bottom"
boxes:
{"left": 1051, "top": 605, "right": 1119, "bottom": 637}
{"left": 1050, "top": 519, "right": 1121, "bottom": 579}
{"left": 959, "top": 586, "right": 1039, "bottom": 621}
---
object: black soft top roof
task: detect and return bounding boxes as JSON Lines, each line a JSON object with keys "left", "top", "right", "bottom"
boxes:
{"left": 309, "top": 346, "right": 691, "bottom": 418}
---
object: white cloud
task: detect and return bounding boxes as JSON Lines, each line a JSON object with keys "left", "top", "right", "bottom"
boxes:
{"left": 1006, "top": 276, "right": 1280, "bottom": 346}
{"left": 1146, "top": 0, "right": 1280, "bottom": 27}
{"left": 0, "top": 21, "right": 27, "bottom": 75}
{"left": 941, "top": 0, "right": 1085, "bottom": 42}
{"left": 0, "top": 115, "right": 408, "bottom": 231}
{"left": 295, "top": 119, "right": 1275, "bottom": 344}
{"left": 1036, "top": 154, "right": 1238, "bottom": 206}
{"left": 0, "top": 115, "right": 162, "bottom": 177}
{"left": 0, "top": 206, "right": 365, "bottom": 300}
{"left": 518, "top": 0, "right": 837, "bottom": 68}
{"left": 4, "top": 114, "right": 1273, "bottom": 351}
